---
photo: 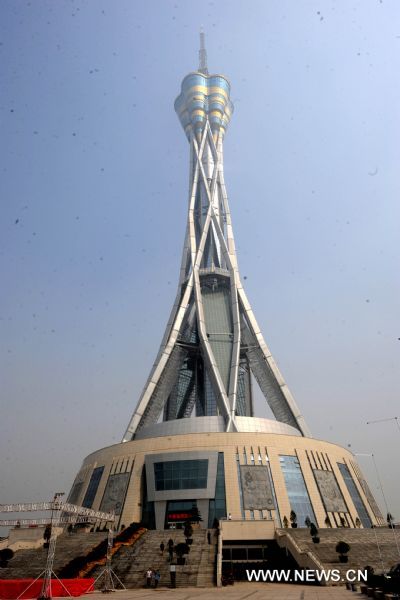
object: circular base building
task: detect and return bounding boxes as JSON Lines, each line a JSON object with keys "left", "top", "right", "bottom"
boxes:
{"left": 68, "top": 417, "right": 383, "bottom": 532}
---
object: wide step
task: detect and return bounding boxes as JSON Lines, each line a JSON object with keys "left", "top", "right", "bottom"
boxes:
{"left": 276, "top": 527, "right": 400, "bottom": 581}
{"left": 0, "top": 532, "right": 107, "bottom": 579}
{"left": 90, "top": 529, "right": 217, "bottom": 589}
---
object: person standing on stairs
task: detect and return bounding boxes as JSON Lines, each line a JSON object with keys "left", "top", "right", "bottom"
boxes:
{"left": 154, "top": 570, "right": 161, "bottom": 588}
{"left": 170, "top": 563, "right": 176, "bottom": 588}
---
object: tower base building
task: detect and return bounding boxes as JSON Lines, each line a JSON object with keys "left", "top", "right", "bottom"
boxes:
{"left": 69, "top": 418, "right": 383, "bottom": 532}
{"left": 68, "top": 38, "right": 384, "bottom": 536}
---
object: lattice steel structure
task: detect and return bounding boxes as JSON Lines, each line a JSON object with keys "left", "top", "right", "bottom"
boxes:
{"left": 123, "top": 37, "right": 310, "bottom": 442}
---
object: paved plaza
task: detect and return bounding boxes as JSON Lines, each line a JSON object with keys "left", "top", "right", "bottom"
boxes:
{"left": 87, "top": 584, "right": 360, "bottom": 600}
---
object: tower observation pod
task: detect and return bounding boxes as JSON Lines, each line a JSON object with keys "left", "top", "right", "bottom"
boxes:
{"left": 68, "top": 35, "right": 384, "bottom": 538}
{"left": 122, "top": 39, "right": 310, "bottom": 441}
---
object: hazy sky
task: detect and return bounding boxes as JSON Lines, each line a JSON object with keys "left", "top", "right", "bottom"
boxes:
{"left": 1, "top": 0, "right": 399, "bottom": 531}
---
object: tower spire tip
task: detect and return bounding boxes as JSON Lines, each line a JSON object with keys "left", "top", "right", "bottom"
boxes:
{"left": 198, "top": 28, "right": 208, "bottom": 75}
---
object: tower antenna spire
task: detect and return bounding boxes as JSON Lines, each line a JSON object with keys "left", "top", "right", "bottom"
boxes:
{"left": 198, "top": 28, "right": 208, "bottom": 74}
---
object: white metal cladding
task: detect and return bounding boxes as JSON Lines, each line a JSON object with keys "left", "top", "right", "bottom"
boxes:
{"left": 122, "top": 65, "right": 311, "bottom": 442}
{"left": 133, "top": 415, "right": 302, "bottom": 440}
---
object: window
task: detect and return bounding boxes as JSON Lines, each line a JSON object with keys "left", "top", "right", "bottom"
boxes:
{"left": 154, "top": 459, "right": 208, "bottom": 491}
{"left": 82, "top": 466, "right": 104, "bottom": 509}
{"left": 280, "top": 455, "right": 316, "bottom": 527}
{"left": 141, "top": 466, "right": 155, "bottom": 529}
{"left": 338, "top": 463, "right": 372, "bottom": 528}
{"left": 166, "top": 500, "right": 198, "bottom": 524}
{"left": 208, "top": 453, "right": 227, "bottom": 526}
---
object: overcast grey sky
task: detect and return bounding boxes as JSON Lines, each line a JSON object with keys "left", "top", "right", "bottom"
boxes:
{"left": 1, "top": 0, "right": 399, "bottom": 531}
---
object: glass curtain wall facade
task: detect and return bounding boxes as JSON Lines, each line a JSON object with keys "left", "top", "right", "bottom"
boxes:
{"left": 154, "top": 459, "right": 208, "bottom": 491}
{"left": 338, "top": 463, "right": 372, "bottom": 528}
{"left": 280, "top": 455, "right": 316, "bottom": 527}
{"left": 208, "top": 453, "right": 227, "bottom": 527}
{"left": 141, "top": 467, "right": 155, "bottom": 529}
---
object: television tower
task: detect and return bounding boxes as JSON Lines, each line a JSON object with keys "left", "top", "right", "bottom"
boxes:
{"left": 123, "top": 34, "right": 310, "bottom": 441}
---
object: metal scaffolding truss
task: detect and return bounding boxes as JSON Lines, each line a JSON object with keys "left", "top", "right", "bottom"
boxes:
{"left": 0, "top": 517, "right": 99, "bottom": 527}
{"left": 0, "top": 496, "right": 115, "bottom": 600}
{"left": 87, "top": 527, "right": 125, "bottom": 593}
{"left": 0, "top": 502, "right": 115, "bottom": 523}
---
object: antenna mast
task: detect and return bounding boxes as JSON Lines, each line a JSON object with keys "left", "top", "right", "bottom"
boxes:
{"left": 199, "top": 28, "right": 208, "bottom": 74}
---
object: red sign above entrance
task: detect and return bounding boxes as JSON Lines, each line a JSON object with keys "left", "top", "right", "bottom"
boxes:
{"left": 167, "top": 512, "right": 192, "bottom": 521}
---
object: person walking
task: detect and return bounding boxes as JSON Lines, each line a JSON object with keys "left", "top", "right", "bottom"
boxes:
{"left": 207, "top": 531, "right": 211, "bottom": 544}
{"left": 145, "top": 568, "right": 152, "bottom": 588}
{"left": 167, "top": 538, "right": 174, "bottom": 561}
{"left": 160, "top": 541, "right": 165, "bottom": 555}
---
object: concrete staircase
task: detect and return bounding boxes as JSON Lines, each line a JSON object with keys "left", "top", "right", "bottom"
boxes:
{"left": 89, "top": 529, "right": 217, "bottom": 589}
{"left": 276, "top": 527, "right": 400, "bottom": 579}
{"left": 0, "top": 532, "right": 107, "bottom": 579}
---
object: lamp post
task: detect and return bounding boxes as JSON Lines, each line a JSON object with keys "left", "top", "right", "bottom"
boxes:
{"left": 355, "top": 453, "right": 400, "bottom": 561}
{"left": 364, "top": 419, "right": 399, "bottom": 528}
{"left": 366, "top": 416, "right": 400, "bottom": 437}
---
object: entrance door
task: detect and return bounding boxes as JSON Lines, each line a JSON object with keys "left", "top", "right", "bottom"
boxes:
{"left": 165, "top": 500, "right": 198, "bottom": 529}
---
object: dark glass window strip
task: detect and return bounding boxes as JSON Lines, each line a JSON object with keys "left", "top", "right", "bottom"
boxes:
{"left": 82, "top": 466, "right": 104, "bottom": 509}
{"left": 141, "top": 466, "right": 155, "bottom": 529}
{"left": 208, "top": 453, "right": 227, "bottom": 527}
{"left": 337, "top": 463, "right": 372, "bottom": 528}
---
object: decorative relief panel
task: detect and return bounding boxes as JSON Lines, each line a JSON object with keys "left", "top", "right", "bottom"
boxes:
{"left": 359, "top": 478, "right": 383, "bottom": 519}
{"left": 240, "top": 465, "right": 275, "bottom": 510}
{"left": 99, "top": 472, "right": 131, "bottom": 515}
{"left": 313, "top": 469, "right": 347, "bottom": 512}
